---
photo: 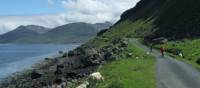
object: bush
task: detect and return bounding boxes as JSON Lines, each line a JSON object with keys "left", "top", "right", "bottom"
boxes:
{"left": 196, "top": 59, "right": 200, "bottom": 65}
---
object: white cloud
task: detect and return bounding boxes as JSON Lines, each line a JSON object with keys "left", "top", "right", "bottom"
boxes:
{"left": 47, "top": 0, "right": 54, "bottom": 6}
{"left": 61, "top": 0, "right": 139, "bottom": 22}
{"left": 0, "top": 14, "right": 70, "bottom": 34}
{"left": 0, "top": 0, "right": 140, "bottom": 34}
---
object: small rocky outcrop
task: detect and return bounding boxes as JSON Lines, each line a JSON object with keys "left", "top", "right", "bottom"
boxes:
{"left": 31, "top": 71, "right": 42, "bottom": 79}
{"left": 68, "top": 51, "right": 76, "bottom": 57}
{"left": 81, "top": 48, "right": 102, "bottom": 66}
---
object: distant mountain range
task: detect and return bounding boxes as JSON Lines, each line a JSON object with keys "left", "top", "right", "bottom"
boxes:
{"left": 0, "top": 22, "right": 112, "bottom": 44}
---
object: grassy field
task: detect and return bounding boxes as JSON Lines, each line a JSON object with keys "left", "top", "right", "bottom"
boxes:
{"left": 153, "top": 39, "right": 200, "bottom": 70}
{"left": 89, "top": 42, "right": 156, "bottom": 88}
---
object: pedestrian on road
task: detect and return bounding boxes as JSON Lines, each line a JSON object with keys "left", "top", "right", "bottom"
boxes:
{"left": 160, "top": 46, "right": 165, "bottom": 56}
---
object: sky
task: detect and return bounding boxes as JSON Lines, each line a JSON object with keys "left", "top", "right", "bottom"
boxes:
{"left": 0, "top": 0, "right": 140, "bottom": 34}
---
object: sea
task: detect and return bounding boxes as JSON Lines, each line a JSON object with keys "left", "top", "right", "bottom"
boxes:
{"left": 0, "top": 44, "right": 80, "bottom": 79}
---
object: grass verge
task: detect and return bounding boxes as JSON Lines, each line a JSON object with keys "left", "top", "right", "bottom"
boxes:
{"left": 153, "top": 39, "right": 200, "bottom": 70}
{"left": 89, "top": 42, "right": 156, "bottom": 88}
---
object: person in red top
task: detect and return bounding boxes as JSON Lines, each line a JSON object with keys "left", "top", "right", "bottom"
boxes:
{"left": 160, "top": 46, "right": 165, "bottom": 56}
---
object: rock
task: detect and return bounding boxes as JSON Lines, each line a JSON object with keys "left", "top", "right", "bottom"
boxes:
{"left": 40, "top": 82, "right": 47, "bottom": 87}
{"left": 112, "top": 47, "right": 120, "bottom": 53}
{"left": 76, "top": 74, "right": 86, "bottom": 78}
{"left": 61, "top": 82, "right": 67, "bottom": 88}
{"left": 127, "top": 53, "right": 133, "bottom": 57}
{"left": 31, "top": 71, "right": 42, "bottom": 79}
{"left": 81, "top": 48, "right": 102, "bottom": 66}
{"left": 104, "top": 52, "right": 113, "bottom": 60}
{"left": 57, "top": 65, "right": 64, "bottom": 69}
{"left": 68, "top": 51, "right": 75, "bottom": 57}
{"left": 121, "top": 40, "right": 128, "bottom": 47}
{"left": 59, "top": 51, "right": 64, "bottom": 54}
{"left": 111, "top": 38, "right": 122, "bottom": 45}
{"left": 44, "top": 58, "right": 50, "bottom": 61}
{"left": 72, "top": 79, "right": 78, "bottom": 83}
{"left": 62, "top": 53, "right": 68, "bottom": 58}
{"left": 66, "top": 71, "right": 77, "bottom": 77}
{"left": 84, "top": 48, "right": 98, "bottom": 56}
{"left": 54, "top": 79, "right": 63, "bottom": 85}
{"left": 196, "top": 59, "right": 200, "bottom": 65}
{"left": 54, "top": 69, "right": 63, "bottom": 75}
{"left": 52, "top": 84, "right": 62, "bottom": 88}
{"left": 76, "top": 81, "right": 89, "bottom": 88}
{"left": 7, "top": 85, "right": 16, "bottom": 88}
{"left": 89, "top": 72, "right": 104, "bottom": 81}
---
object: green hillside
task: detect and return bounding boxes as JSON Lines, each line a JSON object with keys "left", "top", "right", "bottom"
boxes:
{"left": 116, "top": 0, "right": 200, "bottom": 39}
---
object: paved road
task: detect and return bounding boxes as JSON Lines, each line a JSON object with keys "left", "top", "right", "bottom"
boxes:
{"left": 130, "top": 39, "right": 200, "bottom": 88}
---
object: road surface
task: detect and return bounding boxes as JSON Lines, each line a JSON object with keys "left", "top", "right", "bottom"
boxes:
{"left": 131, "top": 39, "right": 200, "bottom": 88}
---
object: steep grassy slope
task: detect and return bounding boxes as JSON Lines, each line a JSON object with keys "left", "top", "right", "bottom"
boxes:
{"left": 117, "top": 0, "right": 200, "bottom": 39}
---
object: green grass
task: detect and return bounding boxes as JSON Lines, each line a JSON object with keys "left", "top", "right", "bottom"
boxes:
{"left": 85, "top": 19, "right": 156, "bottom": 50}
{"left": 89, "top": 42, "right": 156, "bottom": 88}
{"left": 154, "top": 39, "right": 200, "bottom": 70}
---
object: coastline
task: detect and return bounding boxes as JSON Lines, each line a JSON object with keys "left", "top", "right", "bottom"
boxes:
{"left": 0, "top": 44, "right": 80, "bottom": 84}
{"left": 0, "top": 37, "right": 129, "bottom": 88}
{"left": 0, "top": 43, "right": 97, "bottom": 88}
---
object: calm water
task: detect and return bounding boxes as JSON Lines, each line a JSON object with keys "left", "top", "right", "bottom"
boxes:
{"left": 0, "top": 44, "right": 79, "bottom": 79}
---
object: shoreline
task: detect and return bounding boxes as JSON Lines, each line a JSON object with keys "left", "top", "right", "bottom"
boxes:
{"left": 0, "top": 38, "right": 128, "bottom": 88}
{"left": 0, "top": 44, "right": 98, "bottom": 88}
{"left": 0, "top": 44, "right": 80, "bottom": 80}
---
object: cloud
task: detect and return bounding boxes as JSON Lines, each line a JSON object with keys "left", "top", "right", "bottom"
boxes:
{"left": 0, "top": 0, "right": 140, "bottom": 34}
{"left": 61, "top": 0, "right": 139, "bottom": 22}
{"left": 47, "top": 0, "right": 54, "bottom": 6}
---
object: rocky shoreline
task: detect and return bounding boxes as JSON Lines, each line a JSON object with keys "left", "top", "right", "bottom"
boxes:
{"left": 0, "top": 38, "right": 128, "bottom": 88}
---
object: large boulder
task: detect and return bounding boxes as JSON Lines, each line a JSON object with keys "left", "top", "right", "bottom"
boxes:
{"left": 84, "top": 48, "right": 98, "bottom": 56}
{"left": 89, "top": 72, "right": 104, "bottom": 81}
{"left": 81, "top": 48, "right": 102, "bottom": 66}
{"left": 54, "top": 79, "right": 63, "bottom": 85}
{"left": 68, "top": 51, "right": 76, "bottom": 57}
{"left": 30, "top": 71, "right": 42, "bottom": 79}
{"left": 66, "top": 71, "right": 78, "bottom": 78}
{"left": 76, "top": 81, "right": 89, "bottom": 88}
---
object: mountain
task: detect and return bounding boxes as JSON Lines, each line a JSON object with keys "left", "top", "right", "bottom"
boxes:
{"left": 0, "top": 25, "right": 50, "bottom": 43}
{"left": 39, "top": 22, "right": 101, "bottom": 43}
{"left": 113, "top": 0, "right": 200, "bottom": 40}
{"left": 94, "top": 21, "right": 112, "bottom": 31}
{"left": 0, "top": 22, "right": 112, "bottom": 44}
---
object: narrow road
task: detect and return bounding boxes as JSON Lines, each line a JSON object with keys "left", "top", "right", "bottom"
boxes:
{"left": 130, "top": 39, "right": 200, "bottom": 88}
